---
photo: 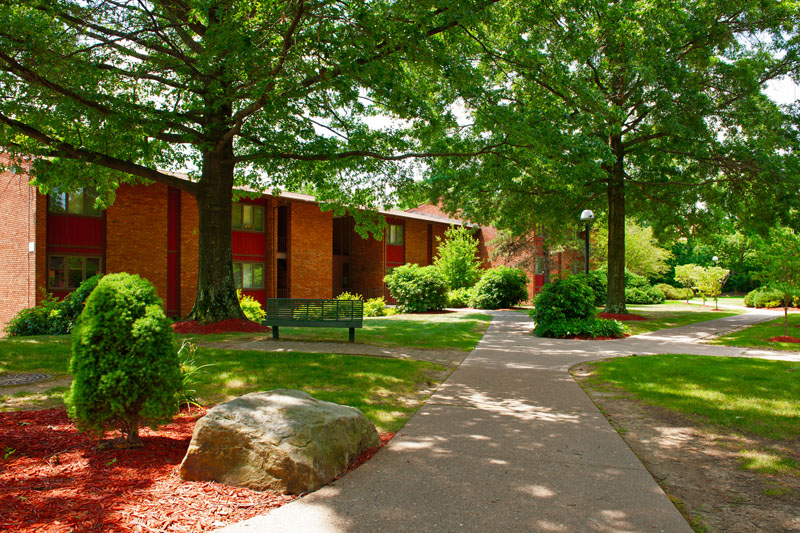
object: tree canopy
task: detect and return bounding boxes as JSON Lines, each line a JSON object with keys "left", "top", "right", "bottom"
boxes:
{"left": 422, "top": 0, "right": 800, "bottom": 313}
{"left": 0, "top": 0, "right": 498, "bottom": 321}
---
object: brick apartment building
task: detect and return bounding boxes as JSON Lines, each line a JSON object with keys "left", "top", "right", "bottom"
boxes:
{"left": 0, "top": 156, "right": 579, "bottom": 330}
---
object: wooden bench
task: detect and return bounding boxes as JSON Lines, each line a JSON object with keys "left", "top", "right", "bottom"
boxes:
{"left": 263, "top": 298, "right": 364, "bottom": 342}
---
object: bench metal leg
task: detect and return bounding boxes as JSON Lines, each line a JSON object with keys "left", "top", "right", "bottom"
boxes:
{"left": 349, "top": 327, "right": 355, "bottom": 343}
{"left": 272, "top": 326, "right": 279, "bottom": 340}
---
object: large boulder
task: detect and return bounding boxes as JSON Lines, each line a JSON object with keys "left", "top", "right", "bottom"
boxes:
{"left": 179, "top": 389, "right": 379, "bottom": 494}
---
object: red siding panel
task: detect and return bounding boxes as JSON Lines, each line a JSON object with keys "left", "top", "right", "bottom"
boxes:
{"left": 46, "top": 214, "right": 104, "bottom": 250}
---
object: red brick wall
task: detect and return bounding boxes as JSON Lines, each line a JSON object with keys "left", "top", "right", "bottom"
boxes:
{"left": 430, "top": 223, "right": 448, "bottom": 261}
{"left": 105, "top": 183, "right": 169, "bottom": 303}
{"left": 289, "top": 201, "right": 332, "bottom": 299}
{"left": 0, "top": 159, "right": 38, "bottom": 332}
{"left": 180, "top": 191, "right": 199, "bottom": 317}
{"left": 34, "top": 190, "right": 48, "bottom": 306}
{"left": 350, "top": 225, "right": 385, "bottom": 299}
{"left": 405, "top": 219, "right": 428, "bottom": 266}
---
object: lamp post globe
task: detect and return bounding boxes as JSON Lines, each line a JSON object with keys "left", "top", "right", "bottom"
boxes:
{"left": 580, "top": 210, "right": 594, "bottom": 275}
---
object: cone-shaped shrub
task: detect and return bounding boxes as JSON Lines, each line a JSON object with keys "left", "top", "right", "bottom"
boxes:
{"left": 65, "top": 273, "right": 181, "bottom": 448}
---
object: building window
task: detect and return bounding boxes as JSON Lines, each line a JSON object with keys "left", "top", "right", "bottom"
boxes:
{"left": 48, "top": 188, "right": 101, "bottom": 216}
{"left": 233, "top": 262, "right": 264, "bottom": 289}
{"left": 232, "top": 203, "right": 264, "bottom": 231}
{"left": 332, "top": 216, "right": 352, "bottom": 256}
{"left": 387, "top": 223, "right": 404, "bottom": 246}
{"left": 534, "top": 257, "right": 544, "bottom": 275}
{"left": 48, "top": 255, "right": 102, "bottom": 289}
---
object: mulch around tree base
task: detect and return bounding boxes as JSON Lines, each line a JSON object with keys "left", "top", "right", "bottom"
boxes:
{"left": 598, "top": 312, "right": 648, "bottom": 321}
{"left": 0, "top": 408, "right": 393, "bottom": 532}
{"left": 767, "top": 336, "right": 800, "bottom": 343}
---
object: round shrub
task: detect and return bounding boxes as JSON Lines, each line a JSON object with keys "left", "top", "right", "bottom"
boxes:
{"left": 364, "top": 297, "right": 387, "bottom": 317}
{"left": 532, "top": 277, "right": 596, "bottom": 325}
{"left": 625, "top": 286, "right": 665, "bottom": 304}
{"left": 745, "top": 287, "right": 785, "bottom": 308}
{"left": 571, "top": 272, "right": 606, "bottom": 306}
{"left": 5, "top": 275, "right": 101, "bottom": 336}
{"left": 653, "top": 283, "right": 693, "bottom": 301}
{"left": 384, "top": 264, "right": 448, "bottom": 313}
{"left": 447, "top": 287, "right": 474, "bottom": 308}
{"left": 66, "top": 273, "right": 181, "bottom": 448}
{"left": 469, "top": 267, "right": 529, "bottom": 309}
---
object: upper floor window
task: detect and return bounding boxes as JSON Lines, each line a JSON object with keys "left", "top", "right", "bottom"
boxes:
{"left": 534, "top": 256, "right": 544, "bottom": 275}
{"left": 387, "top": 223, "right": 404, "bottom": 246}
{"left": 232, "top": 203, "right": 264, "bottom": 232}
{"left": 48, "top": 188, "right": 101, "bottom": 216}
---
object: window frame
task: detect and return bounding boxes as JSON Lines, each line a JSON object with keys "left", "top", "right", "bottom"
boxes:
{"left": 47, "top": 188, "right": 102, "bottom": 217}
{"left": 387, "top": 223, "right": 404, "bottom": 246}
{"left": 231, "top": 203, "right": 265, "bottom": 232}
{"left": 48, "top": 254, "right": 103, "bottom": 290}
{"left": 233, "top": 261, "right": 265, "bottom": 290}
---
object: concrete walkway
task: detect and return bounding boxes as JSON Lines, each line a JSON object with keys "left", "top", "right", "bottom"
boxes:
{"left": 221, "top": 310, "right": 800, "bottom": 533}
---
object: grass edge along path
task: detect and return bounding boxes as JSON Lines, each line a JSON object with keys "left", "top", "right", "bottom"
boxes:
{"left": 709, "top": 312, "right": 800, "bottom": 351}
{"left": 584, "top": 353, "right": 800, "bottom": 474}
{"left": 622, "top": 303, "right": 742, "bottom": 335}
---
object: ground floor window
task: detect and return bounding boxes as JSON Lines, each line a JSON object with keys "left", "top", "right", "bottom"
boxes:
{"left": 48, "top": 255, "right": 102, "bottom": 289}
{"left": 233, "top": 262, "right": 264, "bottom": 289}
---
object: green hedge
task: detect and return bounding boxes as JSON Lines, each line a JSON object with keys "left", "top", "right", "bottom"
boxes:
{"left": 469, "top": 267, "right": 529, "bottom": 309}
{"left": 384, "top": 264, "right": 448, "bottom": 313}
{"left": 653, "top": 283, "right": 693, "bottom": 300}
{"left": 447, "top": 287, "right": 474, "bottom": 308}
{"left": 744, "top": 287, "right": 797, "bottom": 308}
{"left": 531, "top": 277, "right": 625, "bottom": 338}
{"left": 625, "top": 286, "right": 666, "bottom": 304}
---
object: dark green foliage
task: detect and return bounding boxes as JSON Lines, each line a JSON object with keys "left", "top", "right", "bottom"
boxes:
{"left": 384, "top": 264, "right": 448, "bottom": 313}
{"left": 745, "top": 287, "right": 788, "bottom": 309}
{"left": 571, "top": 272, "right": 607, "bottom": 306}
{"left": 531, "top": 277, "right": 624, "bottom": 338}
{"left": 654, "top": 283, "right": 693, "bottom": 301}
{"left": 625, "top": 286, "right": 666, "bottom": 305}
{"left": 4, "top": 276, "right": 101, "bottom": 336}
{"left": 447, "top": 287, "right": 474, "bottom": 308}
{"left": 534, "top": 317, "right": 627, "bottom": 339}
{"left": 469, "top": 267, "right": 529, "bottom": 309}
{"left": 66, "top": 273, "right": 180, "bottom": 447}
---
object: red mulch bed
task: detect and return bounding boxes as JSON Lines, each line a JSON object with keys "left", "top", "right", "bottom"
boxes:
{"left": 598, "top": 312, "right": 648, "bottom": 321}
{"left": 0, "top": 408, "right": 393, "bottom": 532}
{"left": 172, "top": 318, "right": 269, "bottom": 335}
{"left": 767, "top": 336, "right": 800, "bottom": 343}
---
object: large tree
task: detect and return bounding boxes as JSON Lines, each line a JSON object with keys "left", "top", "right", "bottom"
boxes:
{"left": 422, "top": 0, "right": 800, "bottom": 313}
{"left": 0, "top": 0, "right": 497, "bottom": 321}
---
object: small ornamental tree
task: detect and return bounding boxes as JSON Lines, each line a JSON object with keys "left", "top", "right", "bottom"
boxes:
{"left": 694, "top": 266, "right": 730, "bottom": 310}
{"left": 434, "top": 226, "right": 483, "bottom": 290}
{"left": 755, "top": 227, "right": 800, "bottom": 337}
{"left": 674, "top": 264, "right": 703, "bottom": 304}
{"left": 66, "top": 273, "right": 181, "bottom": 448}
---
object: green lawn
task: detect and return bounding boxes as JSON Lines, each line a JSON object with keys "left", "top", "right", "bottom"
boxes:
{"left": 0, "top": 314, "right": 484, "bottom": 431}
{"left": 198, "top": 312, "right": 493, "bottom": 351}
{"left": 709, "top": 313, "right": 800, "bottom": 351}
{"left": 586, "top": 354, "right": 800, "bottom": 474}
{"left": 688, "top": 296, "right": 746, "bottom": 307}
{"left": 621, "top": 303, "right": 742, "bottom": 335}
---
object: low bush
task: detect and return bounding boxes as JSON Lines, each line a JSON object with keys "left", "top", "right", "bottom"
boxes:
{"left": 384, "top": 264, "right": 448, "bottom": 313}
{"left": 625, "top": 286, "right": 666, "bottom": 305}
{"left": 571, "top": 272, "right": 607, "bottom": 306}
{"left": 653, "top": 283, "right": 693, "bottom": 301}
{"left": 335, "top": 291, "right": 363, "bottom": 301}
{"left": 237, "top": 290, "right": 266, "bottom": 322}
{"left": 447, "top": 287, "right": 474, "bottom": 308}
{"left": 5, "top": 276, "right": 101, "bottom": 336}
{"left": 469, "top": 267, "right": 529, "bottom": 309}
{"left": 364, "top": 297, "right": 388, "bottom": 317}
{"left": 534, "top": 316, "right": 627, "bottom": 339}
{"left": 531, "top": 276, "right": 596, "bottom": 324}
{"left": 745, "top": 287, "right": 789, "bottom": 308}
{"left": 66, "top": 273, "right": 181, "bottom": 448}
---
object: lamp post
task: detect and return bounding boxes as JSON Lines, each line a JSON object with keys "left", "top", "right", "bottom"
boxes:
{"left": 580, "top": 210, "right": 595, "bottom": 275}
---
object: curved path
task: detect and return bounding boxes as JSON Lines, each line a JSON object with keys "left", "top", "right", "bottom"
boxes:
{"left": 221, "top": 309, "right": 799, "bottom": 533}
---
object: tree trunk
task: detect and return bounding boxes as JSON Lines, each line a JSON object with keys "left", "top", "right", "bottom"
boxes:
{"left": 785, "top": 305, "right": 789, "bottom": 337}
{"left": 605, "top": 136, "right": 627, "bottom": 314}
{"left": 123, "top": 415, "right": 142, "bottom": 448}
{"left": 186, "top": 146, "right": 246, "bottom": 322}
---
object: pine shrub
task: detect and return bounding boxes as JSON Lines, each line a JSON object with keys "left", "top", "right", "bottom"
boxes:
{"left": 66, "top": 273, "right": 181, "bottom": 448}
